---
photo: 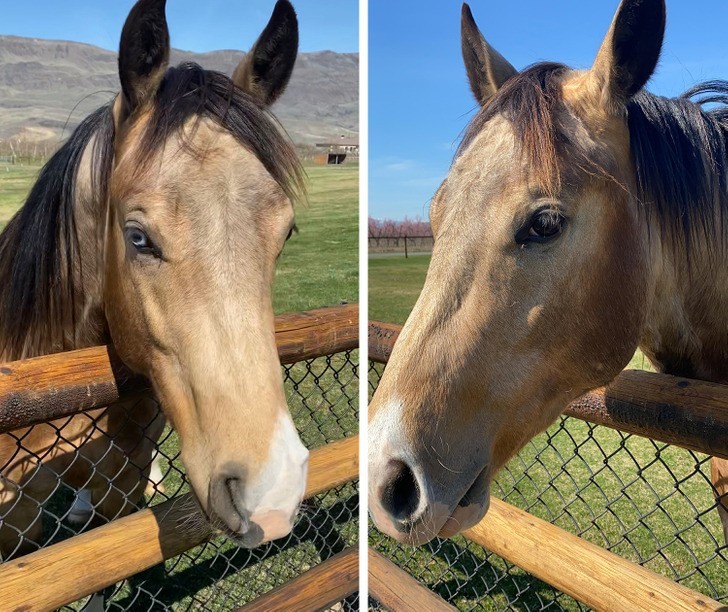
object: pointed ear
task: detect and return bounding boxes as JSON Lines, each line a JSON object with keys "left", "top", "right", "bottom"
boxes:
{"left": 590, "top": 0, "right": 665, "bottom": 109}
{"left": 461, "top": 3, "right": 518, "bottom": 106}
{"left": 232, "top": 0, "right": 298, "bottom": 106}
{"left": 117, "top": 0, "right": 170, "bottom": 117}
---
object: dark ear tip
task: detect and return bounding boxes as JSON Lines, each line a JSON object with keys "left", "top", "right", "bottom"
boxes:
{"left": 273, "top": 0, "right": 297, "bottom": 20}
{"left": 461, "top": 4, "right": 478, "bottom": 34}
{"left": 121, "top": 0, "right": 168, "bottom": 38}
{"left": 622, "top": 0, "right": 666, "bottom": 20}
{"left": 133, "top": 0, "right": 167, "bottom": 12}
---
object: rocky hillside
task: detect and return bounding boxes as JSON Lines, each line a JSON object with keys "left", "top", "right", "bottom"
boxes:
{"left": 0, "top": 35, "right": 358, "bottom": 146}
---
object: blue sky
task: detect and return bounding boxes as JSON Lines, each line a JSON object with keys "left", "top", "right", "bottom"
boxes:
{"left": 1, "top": 0, "right": 358, "bottom": 53}
{"left": 370, "top": 1, "right": 728, "bottom": 220}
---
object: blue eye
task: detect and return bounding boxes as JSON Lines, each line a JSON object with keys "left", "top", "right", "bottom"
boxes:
{"left": 124, "top": 224, "right": 158, "bottom": 257}
{"left": 130, "top": 229, "right": 148, "bottom": 248}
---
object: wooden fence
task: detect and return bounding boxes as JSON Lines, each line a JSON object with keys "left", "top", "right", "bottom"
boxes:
{"left": 369, "top": 319, "right": 728, "bottom": 611}
{"left": 368, "top": 235, "right": 434, "bottom": 257}
{"left": 0, "top": 305, "right": 360, "bottom": 610}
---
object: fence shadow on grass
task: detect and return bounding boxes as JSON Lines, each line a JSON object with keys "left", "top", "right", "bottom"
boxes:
{"left": 107, "top": 486, "right": 359, "bottom": 610}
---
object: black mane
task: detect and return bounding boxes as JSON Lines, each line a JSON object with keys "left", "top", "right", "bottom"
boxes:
{"left": 0, "top": 62, "right": 304, "bottom": 359}
{"left": 628, "top": 82, "right": 728, "bottom": 250}
{"left": 0, "top": 105, "right": 113, "bottom": 358}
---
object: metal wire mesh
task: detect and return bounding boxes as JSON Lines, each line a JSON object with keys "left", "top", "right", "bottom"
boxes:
{"left": 368, "top": 361, "right": 728, "bottom": 611}
{"left": 0, "top": 350, "right": 359, "bottom": 610}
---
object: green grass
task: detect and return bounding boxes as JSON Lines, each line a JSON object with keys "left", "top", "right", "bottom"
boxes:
{"left": 0, "top": 164, "right": 42, "bottom": 229}
{"left": 0, "top": 162, "right": 359, "bottom": 609}
{"left": 369, "top": 254, "right": 430, "bottom": 325}
{"left": 368, "top": 254, "right": 724, "bottom": 607}
{"left": 274, "top": 164, "right": 358, "bottom": 313}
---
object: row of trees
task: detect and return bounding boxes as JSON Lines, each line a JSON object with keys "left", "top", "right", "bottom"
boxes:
{"left": 368, "top": 216, "right": 432, "bottom": 238}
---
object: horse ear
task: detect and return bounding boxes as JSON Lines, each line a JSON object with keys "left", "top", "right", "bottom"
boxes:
{"left": 117, "top": 0, "right": 170, "bottom": 117}
{"left": 461, "top": 3, "right": 518, "bottom": 106}
{"left": 589, "top": 0, "right": 665, "bottom": 109}
{"left": 232, "top": 0, "right": 298, "bottom": 106}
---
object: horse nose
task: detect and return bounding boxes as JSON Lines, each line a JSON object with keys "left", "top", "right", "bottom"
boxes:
{"left": 378, "top": 459, "right": 421, "bottom": 522}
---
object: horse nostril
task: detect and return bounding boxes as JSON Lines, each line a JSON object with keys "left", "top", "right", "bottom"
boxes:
{"left": 208, "top": 473, "right": 249, "bottom": 535}
{"left": 224, "top": 477, "right": 249, "bottom": 530}
{"left": 225, "top": 477, "right": 238, "bottom": 502}
{"left": 380, "top": 460, "right": 420, "bottom": 522}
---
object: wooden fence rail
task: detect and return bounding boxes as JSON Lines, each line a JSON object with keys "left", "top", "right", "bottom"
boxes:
{"left": 0, "top": 304, "right": 358, "bottom": 434}
{"left": 368, "top": 549, "right": 457, "bottom": 612}
{"left": 466, "top": 498, "right": 723, "bottom": 611}
{"left": 369, "top": 320, "right": 728, "bottom": 460}
{"left": 238, "top": 547, "right": 359, "bottom": 612}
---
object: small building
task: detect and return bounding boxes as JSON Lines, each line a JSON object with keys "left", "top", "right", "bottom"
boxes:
{"left": 314, "top": 135, "right": 359, "bottom": 165}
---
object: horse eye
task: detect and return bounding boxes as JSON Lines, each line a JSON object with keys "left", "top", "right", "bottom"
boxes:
{"left": 519, "top": 209, "right": 565, "bottom": 244}
{"left": 286, "top": 224, "right": 298, "bottom": 241}
{"left": 124, "top": 224, "right": 158, "bottom": 257}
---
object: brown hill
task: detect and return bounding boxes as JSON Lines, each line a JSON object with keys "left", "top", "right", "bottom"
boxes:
{"left": 0, "top": 35, "right": 358, "bottom": 146}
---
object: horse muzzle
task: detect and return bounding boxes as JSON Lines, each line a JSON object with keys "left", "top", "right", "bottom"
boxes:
{"left": 369, "top": 453, "right": 491, "bottom": 545}
{"left": 205, "top": 411, "right": 309, "bottom": 548}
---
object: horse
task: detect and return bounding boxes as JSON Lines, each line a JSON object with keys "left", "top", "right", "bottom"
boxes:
{"left": 369, "top": 0, "right": 728, "bottom": 548}
{"left": 0, "top": 0, "right": 309, "bottom": 560}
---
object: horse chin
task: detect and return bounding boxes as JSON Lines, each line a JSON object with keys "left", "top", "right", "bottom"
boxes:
{"left": 371, "top": 497, "right": 490, "bottom": 546}
{"left": 212, "top": 509, "right": 298, "bottom": 549}
{"left": 437, "top": 495, "right": 490, "bottom": 538}
{"left": 187, "top": 488, "right": 297, "bottom": 549}
{"left": 438, "top": 471, "right": 491, "bottom": 538}
{"left": 219, "top": 525, "right": 265, "bottom": 549}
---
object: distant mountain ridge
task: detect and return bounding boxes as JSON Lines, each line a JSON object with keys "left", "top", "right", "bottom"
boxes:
{"left": 0, "top": 35, "right": 358, "bottom": 146}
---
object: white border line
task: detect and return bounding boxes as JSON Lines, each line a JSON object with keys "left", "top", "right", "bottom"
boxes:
{"left": 358, "top": 0, "right": 369, "bottom": 605}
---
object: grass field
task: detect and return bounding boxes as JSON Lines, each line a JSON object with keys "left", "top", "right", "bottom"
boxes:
{"left": 369, "top": 253, "right": 726, "bottom": 607}
{"left": 0, "top": 161, "right": 359, "bottom": 609}
{"left": 274, "top": 164, "right": 358, "bottom": 313}
{"left": 0, "top": 165, "right": 41, "bottom": 229}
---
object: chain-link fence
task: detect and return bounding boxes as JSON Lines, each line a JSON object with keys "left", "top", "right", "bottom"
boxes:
{"left": 369, "top": 361, "right": 728, "bottom": 611}
{"left": 0, "top": 348, "right": 358, "bottom": 610}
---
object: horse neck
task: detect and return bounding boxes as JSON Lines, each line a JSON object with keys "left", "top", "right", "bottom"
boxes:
{"left": 641, "top": 216, "right": 728, "bottom": 385}
{"left": 0, "top": 136, "right": 108, "bottom": 363}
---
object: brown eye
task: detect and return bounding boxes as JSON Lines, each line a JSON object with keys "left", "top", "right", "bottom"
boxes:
{"left": 517, "top": 208, "right": 566, "bottom": 245}
{"left": 529, "top": 210, "right": 563, "bottom": 239}
{"left": 286, "top": 224, "right": 298, "bottom": 241}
